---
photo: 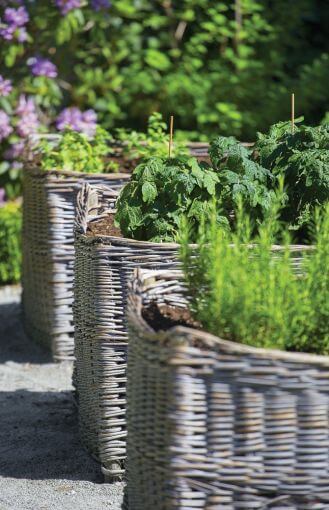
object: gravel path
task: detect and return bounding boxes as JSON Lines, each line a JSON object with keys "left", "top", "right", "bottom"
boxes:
{"left": 0, "top": 285, "right": 124, "bottom": 510}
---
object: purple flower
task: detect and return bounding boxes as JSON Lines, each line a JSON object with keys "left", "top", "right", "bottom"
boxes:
{"left": 4, "top": 6, "right": 29, "bottom": 26}
{"left": 0, "top": 188, "right": 5, "bottom": 206}
{"left": 91, "top": 0, "right": 111, "bottom": 10}
{"left": 56, "top": 107, "right": 97, "bottom": 136}
{"left": 16, "top": 95, "right": 39, "bottom": 137}
{"left": 29, "top": 57, "right": 58, "bottom": 78}
{"left": 11, "top": 160, "right": 23, "bottom": 170}
{"left": 0, "top": 110, "right": 13, "bottom": 141}
{"left": 0, "top": 24, "right": 15, "bottom": 40}
{"left": 17, "top": 26, "right": 27, "bottom": 41}
{"left": 4, "top": 140, "right": 25, "bottom": 160}
{"left": 16, "top": 94, "right": 35, "bottom": 115}
{"left": 0, "top": 6, "right": 29, "bottom": 41}
{"left": 0, "top": 75, "right": 12, "bottom": 96}
{"left": 56, "top": 107, "right": 82, "bottom": 131}
{"left": 79, "top": 109, "right": 97, "bottom": 136}
{"left": 55, "top": 0, "right": 82, "bottom": 15}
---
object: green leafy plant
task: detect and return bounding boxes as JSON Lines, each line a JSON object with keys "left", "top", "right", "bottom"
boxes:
{"left": 116, "top": 113, "right": 189, "bottom": 161}
{"left": 115, "top": 155, "right": 226, "bottom": 242}
{"left": 1, "top": 0, "right": 329, "bottom": 201}
{"left": 180, "top": 200, "right": 329, "bottom": 354}
{"left": 254, "top": 121, "right": 329, "bottom": 236}
{"left": 38, "top": 127, "right": 119, "bottom": 174}
{"left": 209, "top": 135, "right": 276, "bottom": 222}
{"left": 0, "top": 201, "right": 22, "bottom": 284}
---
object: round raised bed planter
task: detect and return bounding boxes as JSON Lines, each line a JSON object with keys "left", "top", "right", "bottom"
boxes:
{"left": 22, "top": 142, "right": 209, "bottom": 362}
{"left": 74, "top": 183, "right": 183, "bottom": 479}
{"left": 126, "top": 268, "right": 329, "bottom": 510}
{"left": 73, "top": 181, "right": 311, "bottom": 481}
{"left": 22, "top": 165, "right": 130, "bottom": 361}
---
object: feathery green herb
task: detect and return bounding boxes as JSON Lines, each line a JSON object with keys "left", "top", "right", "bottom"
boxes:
{"left": 180, "top": 201, "right": 329, "bottom": 354}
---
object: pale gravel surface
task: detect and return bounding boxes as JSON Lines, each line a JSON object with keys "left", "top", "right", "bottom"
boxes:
{"left": 0, "top": 285, "right": 124, "bottom": 510}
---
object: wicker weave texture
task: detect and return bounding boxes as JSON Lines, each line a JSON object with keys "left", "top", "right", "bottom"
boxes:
{"left": 74, "top": 183, "right": 313, "bottom": 481}
{"left": 22, "top": 166, "right": 130, "bottom": 361}
{"left": 126, "top": 269, "right": 329, "bottom": 510}
{"left": 74, "top": 183, "right": 183, "bottom": 478}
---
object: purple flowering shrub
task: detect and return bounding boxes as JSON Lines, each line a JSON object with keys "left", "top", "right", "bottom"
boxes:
{"left": 56, "top": 107, "right": 97, "bottom": 136}
{"left": 29, "top": 57, "right": 58, "bottom": 78}
{"left": 0, "top": 1, "right": 113, "bottom": 199}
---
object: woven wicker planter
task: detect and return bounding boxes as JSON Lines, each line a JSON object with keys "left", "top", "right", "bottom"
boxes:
{"left": 22, "top": 165, "right": 130, "bottom": 361}
{"left": 73, "top": 182, "right": 310, "bottom": 482}
{"left": 22, "top": 141, "right": 209, "bottom": 362}
{"left": 74, "top": 183, "right": 184, "bottom": 479}
{"left": 126, "top": 268, "right": 329, "bottom": 510}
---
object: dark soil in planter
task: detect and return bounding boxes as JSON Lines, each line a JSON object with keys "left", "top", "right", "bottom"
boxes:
{"left": 109, "top": 155, "right": 139, "bottom": 172}
{"left": 86, "top": 214, "right": 122, "bottom": 238}
{"left": 142, "top": 301, "right": 199, "bottom": 331}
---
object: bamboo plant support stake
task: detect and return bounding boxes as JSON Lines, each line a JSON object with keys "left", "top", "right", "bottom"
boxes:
{"left": 291, "top": 93, "right": 295, "bottom": 133}
{"left": 169, "top": 115, "right": 174, "bottom": 157}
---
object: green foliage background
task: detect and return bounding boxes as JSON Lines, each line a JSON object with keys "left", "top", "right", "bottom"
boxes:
{"left": 1, "top": 0, "right": 328, "bottom": 140}
{"left": 67, "top": 0, "right": 329, "bottom": 138}
{"left": 0, "top": 202, "right": 21, "bottom": 284}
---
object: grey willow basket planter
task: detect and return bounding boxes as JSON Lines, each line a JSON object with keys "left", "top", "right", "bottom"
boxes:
{"left": 22, "top": 165, "right": 130, "bottom": 361}
{"left": 126, "top": 268, "right": 329, "bottom": 510}
{"left": 74, "top": 183, "right": 184, "bottom": 480}
{"left": 22, "top": 141, "right": 209, "bottom": 362}
{"left": 73, "top": 183, "right": 311, "bottom": 483}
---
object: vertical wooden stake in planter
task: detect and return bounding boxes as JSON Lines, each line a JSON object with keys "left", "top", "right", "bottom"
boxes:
{"left": 169, "top": 115, "right": 174, "bottom": 157}
{"left": 291, "top": 93, "right": 295, "bottom": 133}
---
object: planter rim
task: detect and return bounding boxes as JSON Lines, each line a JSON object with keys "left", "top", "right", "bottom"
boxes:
{"left": 130, "top": 268, "right": 329, "bottom": 367}
{"left": 77, "top": 225, "right": 313, "bottom": 250}
{"left": 25, "top": 164, "right": 129, "bottom": 180}
{"left": 77, "top": 184, "right": 314, "bottom": 250}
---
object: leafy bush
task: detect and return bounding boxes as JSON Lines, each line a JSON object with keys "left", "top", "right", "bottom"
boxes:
{"left": 0, "top": 201, "right": 22, "bottom": 284}
{"left": 254, "top": 122, "right": 329, "bottom": 235}
{"left": 1, "top": 1, "right": 328, "bottom": 198}
{"left": 180, "top": 201, "right": 329, "bottom": 354}
{"left": 209, "top": 135, "right": 276, "bottom": 222}
{"left": 115, "top": 156, "right": 225, "bottom": 242}
{"left": 37, "top": 128, "right": 119, "bottom": 173}
{"left": 115, "top": 132, "right": 279, "bottom": 243}
{"left": 116, "top": 113, "right": 189, "bottom": 162}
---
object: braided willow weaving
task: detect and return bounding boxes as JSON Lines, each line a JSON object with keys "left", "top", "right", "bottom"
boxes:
{"left": 22, "top": 142, "right": 208, "bottom": 361}
{"left": 22, "top": 165, "right": 130, "bottom": 361}
{"left": 126, "top": 269, "right": 329, "bottom": 510}
{"left": 74, "top": 183, "right": 311, "bottom": 481}
{"left": 74, "top": 184, "right": 183, "bottom": 479}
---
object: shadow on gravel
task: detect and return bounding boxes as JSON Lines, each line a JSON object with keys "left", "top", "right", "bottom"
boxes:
{"left": 0, "top": 389, "right": 103, "bottom": 482}
{"left": 0, "top": 301, "right": 52, "bottom": 364}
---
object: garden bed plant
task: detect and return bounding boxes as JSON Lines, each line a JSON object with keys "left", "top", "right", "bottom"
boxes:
{"left": 34, "top": 127, "right": 121, "bottom": 174}
{"left": 22, "top": 125, "right": 130, "bottom": 361}
{"left": 114, "top": 119, "right": 329, "bottom": 244}
{"left": 180, "top": 199, "right": 329, "bottom": 354}
{"left": 125, "top": 199, "right": 329, "bottom": 509}
{"left": 0, "top": 201, "right": 21, "bottom": 285}
{"left": 72, "top": 116, "right": 329, "bottom": 479}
